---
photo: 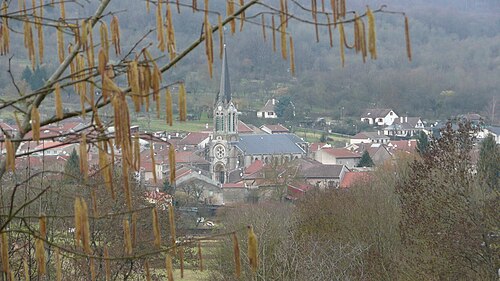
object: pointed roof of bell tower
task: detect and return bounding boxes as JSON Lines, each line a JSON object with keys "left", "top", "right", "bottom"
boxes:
{"left": 216, "top": 44, "right": 231, "bottom": 105}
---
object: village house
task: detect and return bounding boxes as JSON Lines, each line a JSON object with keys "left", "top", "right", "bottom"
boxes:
{"left": 360, "top": 108, "right": 399, "bottom": 126}
{"left": 177, "top": 132, "right": 210, "bottom": 150}
{"left": 484, "top": 127, "right": 500, "bottom": 144}
{"left": 314, "top": 147, "right": 362, "bottom": 168}
{"left": 257, "top": 98, "right": 279, "bottom": 118}
{"left": 260, "top": 124, "right": 289, "bottom": 134}
{"left": 300, "top": 163, "right": 350, "bottom": 189}
{"left": 384, "top": 116, "right": 425, "bottom": 137}
{"left": 350, "top": 131, "right": 390, "bottom": 145}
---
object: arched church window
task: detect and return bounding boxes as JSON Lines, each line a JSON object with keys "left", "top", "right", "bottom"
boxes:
{"left": 216, "top": 112, "right": 223, "bottom": 132}
{"left": 232, "top": 113, "right": 236, "bottom": 132}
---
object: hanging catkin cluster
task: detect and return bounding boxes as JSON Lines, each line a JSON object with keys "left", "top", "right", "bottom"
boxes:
{"left": 24, "top": 19, "right": 36, "bottom": 69}
{"left": 35, "top": 9, "right": 44, "bottom": 64}
{"left": 226, "top": 0, "right": 235, "bottom": 34}
{"left": 366, "top": 7, "right": 377, "bottom": 60}
{"left": 74, "top": 197, "right": 91, "bottom": 254}
{"left": 123, "top": 219, "right": 133, "bottom": 255}
{"left": 279, "top": 0, "right": 287, "bottom": 60}
{"left": 98, "top": 139, "right": 115, "bottom": 198}
{"left": 1, "top": 232, "right": 10, "bottom": 277}
{"left": 169, "top": 144, "right": 176, "bottom": 185}
{"left": 247, "top": 225, "right": 258, "bottom": 274}
{"left": 165, "top": 88, "right": 173, "bottom": 126}
{"left": 168, "top": 204, "right": 177, "bottom": 254}
{"left": 79, "top": 133, "right": 88, "bottom": 181}
{"left": 405, "top": 15, "right": 412, "bottom": 61}
{"left": 57, "top": 23, "right": 65, "bottom": 63}
{"left": 331, "top": 0, "right": 346, "bottom": 23}
{"left": 110, "top": 15, "right": 121, "bottom": 55}
{"left": 156, "top": 0, "right": 165, "bottom": 52}
{"left": 31, "top": 105, "right": 40, "bottom": 143}
{"left": 152, "top": 207, "right": 161, "bottom": 247}
{"left": 204, "top": 16, "right": 214, "bottom": 78}
{"left": 165, "top": 2, "right": 176, "bottom": 60}
{"left": 232, "top": 232, "right": 241, "bottom": 278}
{"left": 35, "top": 215, "right": 47, "bottom": 275}
{"left": 178, "top": 83, "right": 187, "bottom": 121}
{"left": 0, "top": 1, "right": 10, "bottom": 55}
{"left": 5, "top": 137, "right": 15, "bottom": 171}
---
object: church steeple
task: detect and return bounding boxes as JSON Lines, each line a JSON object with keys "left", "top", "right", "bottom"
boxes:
{"left": 216, "top": 44, "right": 231, "bottom": 105}
{"left": 213, "top": 43, "right": 238, "bottom": 140}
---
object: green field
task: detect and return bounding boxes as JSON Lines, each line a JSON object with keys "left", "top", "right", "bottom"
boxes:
{"left": 133, "top": 118, "right": 211, "bottom": 132}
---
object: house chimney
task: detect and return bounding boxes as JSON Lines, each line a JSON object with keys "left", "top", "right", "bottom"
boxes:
{"left": 400, "top": 116, "right": 403, "bottom": 123}
{"left": 272, "top": 98, "right": 275, "bottom": 105}
{"left": 405, "top": 116, "right": 408, "bottom": 123}
{"left": 377, "top": 130, "right": 380, "bottom": 135}
{"left": 408, "top": 140, "right": 411, "bottom": 147}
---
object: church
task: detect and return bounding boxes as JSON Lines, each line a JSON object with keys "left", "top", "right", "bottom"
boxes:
{"left": 208, "top": 46, "right": 308, "bottom": 184}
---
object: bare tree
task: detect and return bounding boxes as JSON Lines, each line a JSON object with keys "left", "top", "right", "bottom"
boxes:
{"left": 0, "top": 0, "right": 410, "bottom": 279}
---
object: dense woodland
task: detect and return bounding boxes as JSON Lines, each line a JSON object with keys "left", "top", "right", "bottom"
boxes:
{"left": 0, "top": 0, "right": 499, "bottom": 122}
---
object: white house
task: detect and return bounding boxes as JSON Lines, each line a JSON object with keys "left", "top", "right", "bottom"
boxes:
{"left": 384, "top": 116, "right": 425, "bottom": 137}
{"left": 361, "top": 109, "right": 398, "bottom": 126}
{"left": 484, "top": 127, "right": 500, "bottom": 144}
{"left": 350, "top": 131, "right": 390, "bottom": 145}
{"left": 257, "top": 98, "right": 278, "bottom": 118}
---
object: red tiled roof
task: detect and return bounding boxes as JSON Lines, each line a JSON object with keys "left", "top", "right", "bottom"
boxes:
{"left": 340, "top": 171, "right": 371, "bottom": 188}
{"left": 238, "top": 120, "right": 254, "bottom": 133}
{"left": 178, "top": 132, "right": 210, "bottom": 146}
{"left": 322, "top": 148, "right": 361, "bottom": 159}
{"left": 175, "top": 151, "right": 208, "bottom": 164}
{"left": 287, "top": 183, "right": 315, "bottom": 200}
{"left": 309, "top": 142, "right": 328, "bottom": 152}
{"left": 222, "top": 182, "right": 245, "bottom": 189}
{"left": 388, "top": 140, "right": 417, "bottom": 153}
{"left": 33, "top": 141, "right": 71, "bottom": 151}
{"left": 244, "top": 160, "right": 264, "bottom": 175}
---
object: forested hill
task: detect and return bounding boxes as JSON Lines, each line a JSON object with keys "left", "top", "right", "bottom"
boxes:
{"left": 0, "top": 0, "right": 498, "bottom": 121}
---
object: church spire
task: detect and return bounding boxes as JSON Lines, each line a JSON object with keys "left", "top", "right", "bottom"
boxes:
{"left": 217, "top": 44, "right": 231, "bottom": 104}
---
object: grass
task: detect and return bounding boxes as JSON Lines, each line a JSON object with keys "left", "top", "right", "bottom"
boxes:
{"left": 294, "top": 127, "right": 350, "bottom": 146}
{"left": 172, "top": 269, "right": 211, "bottom": 280}
{"left": 133, "top": 118, "right": 210, "bottom": 132}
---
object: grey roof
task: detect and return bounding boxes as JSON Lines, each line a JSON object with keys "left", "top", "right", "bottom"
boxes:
{"left": 352, "top": 131, "right": 389, "bottom": 140}
{"left": 215, "top": 44, "right": 231, "bottom": 105}
{"left": 235, "top": 134, "right": 306, "bottom": 155}
{"left": 486, "top": 126, "right": 500, "bottom": 135}
{"left": 300, "top": 164, "right": 345, "bottom": 179}
{"left": 361, "top": 108, "right": 396, "bottom": 118}
{"left": 258, "top": 99, "right": 277, "bottom": 112}
{"left": 392, "top": 117, "right": 422, "bottom": 128}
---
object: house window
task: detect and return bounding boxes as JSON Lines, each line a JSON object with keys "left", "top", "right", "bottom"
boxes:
{"left": 328, "top": 181, "right": 335, "bottom": 188}
{"left": 268, "top": 112, "right": 274, "bottom": 115}
{"left": 390, "top": 112, "right": 393, "bottom": 116}
{"left": 378, "top": 118, "right": 383, "bottom": 122}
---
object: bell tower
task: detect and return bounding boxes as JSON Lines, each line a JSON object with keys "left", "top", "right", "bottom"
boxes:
{"left": 210, "top": 44, "right": 239, "bottom": 183}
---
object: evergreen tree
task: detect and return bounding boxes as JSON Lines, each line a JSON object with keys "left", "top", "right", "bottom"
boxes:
{"left": 64, "top": 148, "right": 81, "bottom": 182}
{"left": 416, "top": 131, "right": 429, "bottom": 155}
{"left": 21, "top": 66, "right": 33, "bottom": 86}
{"left": 357, "top": 151, "right": 374, "bottom": 167}
{"left": 477, "top": 134, "right": 499, "bottom": 190}
{"left": 319, "top": 133, "right": 328, "bottom": 143}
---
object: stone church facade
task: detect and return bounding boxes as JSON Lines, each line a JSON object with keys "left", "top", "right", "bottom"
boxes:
{"left": 208, "top": 46, "right": 307, "bottom": 184}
